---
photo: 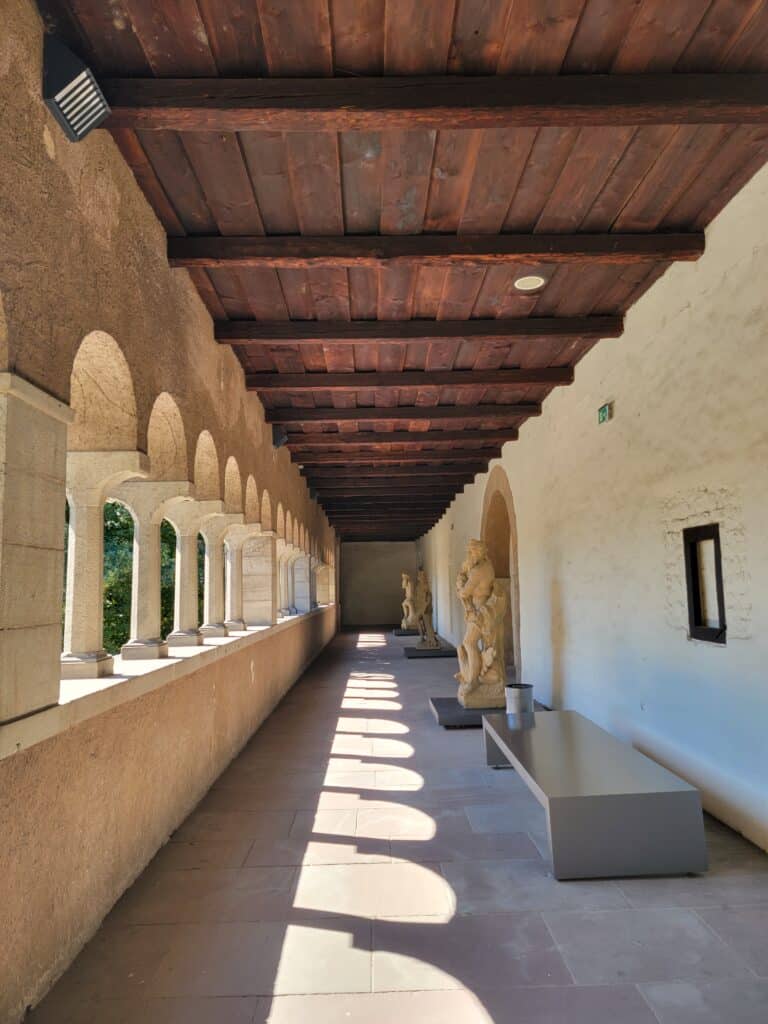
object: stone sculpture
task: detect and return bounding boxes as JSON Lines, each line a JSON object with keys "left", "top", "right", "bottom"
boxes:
{"left": 414, "top": 569, "right": 439, "bottom": 648}
{"left": 455, "top": 539, "right": 507, "bottom": 708}
{"left": 400, "top": 571, "right": 418, "bottom": 631}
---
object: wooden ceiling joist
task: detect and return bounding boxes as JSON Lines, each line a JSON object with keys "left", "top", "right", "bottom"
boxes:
{"left": 219, "top": 318, "right": 622, "bottom": 346}
{"left": 172, "top": 234, "right": 703, "bottom": 270}
{"left": 269, "top": 404, "right": 539, "bottom": 425}
{"left": 296, "top": 450, "right": 499, "bottom": 464}
{"left": 247, "top": 368, "right": 573, "bottom": 392}
{"left": 103, "top": 75, "right": 768, "bottom": 133}
{"left": 305, "top": 465, "right": 481, "bottom": 478}
{"left": 287, "top": 429, "right": 518, "bottom": 447}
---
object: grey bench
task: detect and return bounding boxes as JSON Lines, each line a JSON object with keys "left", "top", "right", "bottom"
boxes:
{"left": 483, "top": 710, "right": 708, "bottom": 880}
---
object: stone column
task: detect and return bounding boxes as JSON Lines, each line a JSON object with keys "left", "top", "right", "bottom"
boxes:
{"left": 222, "top": 523, "right": 260, "bottom": 631}
{"left": 165, "top": 499, "right": 223, "bottom": 647}
{"left": 0, "top": 375, "right": 73, "bottom": 720}
{"left": 309, "top": 555, "right": 320, "bottom": 608}
{"left": 276, "top": 539, "right": 289, "bottom": 616}
{"left": 242, "top": 531, "right": 278, "bottom": 626}
{"left": 315, "top": 560, "right": 331, "bottom": 605}
{"left": 294, "top": 554, "right": 312, "bottom": 613}
{"left": 107, "top": 479, "right": 194, "bottom": 659}
{"left": 199, "top": 512, "right": 244, "bottom": 637}
{"left": 61, "top": 450, "right": 150, "bottom": 679}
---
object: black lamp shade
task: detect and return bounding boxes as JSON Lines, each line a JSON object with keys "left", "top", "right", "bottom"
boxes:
{"left": 43, "top": 36, "right": 110, "bottom": 142}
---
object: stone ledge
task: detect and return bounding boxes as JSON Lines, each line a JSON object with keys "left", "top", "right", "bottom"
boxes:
{"left": 0, "top": 605, "right": 336, "bottom": 762}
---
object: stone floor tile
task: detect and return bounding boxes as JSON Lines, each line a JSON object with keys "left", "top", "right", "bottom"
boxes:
{"left": 173, "top": 810, "right": 296, "bottom": 843}
{"left": 544, "top": 907, "right": 755, "bottom": 985}
{"left": 149, "top": 919, "right": 372, "bottom": 997}
{"left": 372, "top": 912, "right": 571, "bottom": 991}
{"left": 696, "top": 906, "right": 768, "bottom": 975}
{"left": 150, "top": 839, "right": 253, "bottom": 871}
{"left": 29, "top": 996, "right": 260, "bottom": 1024}
{"left": 356, "top": 805, "right": 470, "bottom": 841}
{"left": 244, "top": 836, "right": 391, "bottom": 866}
{"left": 390, "top": 831, "right": 540, "bottom": 864}
{"left": 289, "top": 809, "right": 357, "bottom": 838}
{"left": 616, "top": 871, "right": 768, "bottom": 908}
{"left": 442, "top": 858, "right": 628, "bottom": 914}
{"left": 110, "top": 867, "right": 298, "bottom": 924}
{"left": 253, "top": 987, "right": 658, "bottom": 1024}
{"left": 293, "top": 861, "right": 454, "bottom": 918}
{"left": 465, "top": 796, "right": 548, "bottom": 836}
{"left": 640, "top": 979, "right": 768, "bottom": 1024}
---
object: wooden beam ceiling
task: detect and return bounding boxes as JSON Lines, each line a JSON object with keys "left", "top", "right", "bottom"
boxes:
{"left": 247, "top": 368, "right": 573, "bottom": 391}
{"left": 269, "top": 404, "right": 539, "bottom": 424}
{"left": 103, "top": 75, "right": 768, "bottom": 132}
{"left": 171, "top": 234, "right": 703, "bottom": 270}
{"left": 217, "top": 318, "right": 623, "bottom": 346}
{"left": 285, "top": 429, "right": 518, "bottom": 447}
{"left": 305, "top": 465, "right": 482, "bottom": 478}
{"left": 296, "top": 453, "right": 499, "bottom": 466}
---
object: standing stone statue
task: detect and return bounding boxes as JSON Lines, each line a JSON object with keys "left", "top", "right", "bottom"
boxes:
{"left": 455, "top": 539, "right": 507, "bottom": 708}
{"left": 414, "top": 569, "right": 439, "bottom": 649}
{"left": 400, "top": 571, "right": 418, "bottom": 631}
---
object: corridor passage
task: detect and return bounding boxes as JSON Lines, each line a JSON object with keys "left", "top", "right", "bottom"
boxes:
{"left": 32, "top": 632, "right": 768, "bottom": 1024}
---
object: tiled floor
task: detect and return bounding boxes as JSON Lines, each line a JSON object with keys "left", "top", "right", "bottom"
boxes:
{"left": 31, "top": 630, "right": 768, "bottom": 1023}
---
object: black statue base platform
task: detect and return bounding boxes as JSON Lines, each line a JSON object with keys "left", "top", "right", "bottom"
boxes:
{"left": 393, "top": 627, "right": 419, "bottom": 637}
{"left": 429, "top": 696, "right": 503, "bottom": 729}
{"left": 405, "top": 643, "right": 457, "bottom": 659}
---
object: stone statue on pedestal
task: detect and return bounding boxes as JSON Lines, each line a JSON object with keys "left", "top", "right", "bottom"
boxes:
{"left": 455, "top": 539, "right": 507, "bottom": 708}
{"left": 400, "top": 571, "right": 418, "bottom": 631}
{"left": 414, "top": 569, "right": 439, "bottom": 648}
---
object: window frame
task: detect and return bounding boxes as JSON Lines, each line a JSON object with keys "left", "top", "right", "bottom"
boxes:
{"left": 682, "top": 523, "right": 727, "bottom": 645}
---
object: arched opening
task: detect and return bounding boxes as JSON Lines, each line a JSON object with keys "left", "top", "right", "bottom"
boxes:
{"left": 148, "top": 392, "right": 188, "bottom": 480}
{"left": 197, "top": 531, "right": 206, "bottom": 626}
{"left": 102, "top": 500, "right": 135, "bottom": 655}
{"left": 481, "top": 466, "right": 522, "bottom": 681}
{"left": 160, "top": 519, "right": 177, "bottom": 640}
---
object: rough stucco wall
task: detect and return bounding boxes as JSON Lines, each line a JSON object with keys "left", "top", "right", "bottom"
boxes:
{"left": 0, "top": 607, "right": 336, "bottom": 1024}
{"left": 0, "top": 0, "right": 333, "bottom": 551}
{"left": 341, "top": 541, "right": 420, "bottom": 626}
{"left": 422, "top": 161, "right": 768, "bottom": 852}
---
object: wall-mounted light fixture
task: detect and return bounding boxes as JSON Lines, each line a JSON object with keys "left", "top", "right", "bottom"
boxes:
{"left": 43, "top": 36, "right": 110, "bottom": 142}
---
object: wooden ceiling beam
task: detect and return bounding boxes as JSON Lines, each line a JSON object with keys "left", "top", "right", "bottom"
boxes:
{"left": 220, "top": 318, "right": 622, "bottom": 344}
{"left": 296, "top": 451, "right": 499, "bottom": 465}
{"left": 287, "top": 429, "right": 518, "bottom": 446}
{"left": 247, "top": 368, "right": 572, "bottom": 391}
{"left": 104, "top": 74, "right": 768, "bottom": 132}
{"left": 270, "top": 405, "right": 539, "bottom": 424}
{"left": 173, "top": 235, "right": 703, "bottom": 270}
{"left": 305, "top": 466, "right": 480, "bottom": 478}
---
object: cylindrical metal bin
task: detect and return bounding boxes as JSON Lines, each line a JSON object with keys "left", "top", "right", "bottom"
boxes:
{"left": 505, "top": 683, "right": 534, "bottom": 716}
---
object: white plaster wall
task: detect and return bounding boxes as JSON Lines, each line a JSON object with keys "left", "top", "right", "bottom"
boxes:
{"left": 421, "top": 163, "right": 768, "bottom": 851}
{"left": 341, "top": 541, "right": 420, "bottom": 626}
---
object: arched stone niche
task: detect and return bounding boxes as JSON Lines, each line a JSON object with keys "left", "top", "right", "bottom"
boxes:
{"left": 147, "top": 392, "right": 187, "bottom": 480}
{"left": 480, "top": 465, "right": 522, "bottom": 682}
{"left": 261, "top": 490, "right": 273, "bottom": 532}
{"left": 69, "top": 331, "right": 137, "bottom": 451}
{"left": 224, "top": 456, "right": 243, "bottom": 513}
{"left": 193, "top": 430, "right": 220, "bottom": 500}
{"left": 244, "top": 475, "right": 259, "bottom": 523}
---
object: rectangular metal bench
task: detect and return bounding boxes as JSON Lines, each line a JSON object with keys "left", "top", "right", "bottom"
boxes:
{"left": 483, "top": 710, "right": 708, "bottom": 880}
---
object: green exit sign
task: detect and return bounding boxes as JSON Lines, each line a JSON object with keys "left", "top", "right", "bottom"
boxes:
{"left": 598, "top": 402, "right": 613, "bottom": 424}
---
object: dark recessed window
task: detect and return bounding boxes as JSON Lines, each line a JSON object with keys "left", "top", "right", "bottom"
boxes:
{"left": 683, "top": 524, "right": 726, "bottom": 645}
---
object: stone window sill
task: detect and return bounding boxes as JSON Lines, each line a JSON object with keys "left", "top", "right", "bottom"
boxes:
{"left": 0, "top": 606, "right": 335, "bottom": 762}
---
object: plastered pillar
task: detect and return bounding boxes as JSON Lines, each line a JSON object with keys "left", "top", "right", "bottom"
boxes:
{"left": 294, "top": 554, "right": 312, "bottom": 613}
{"left": 0, "top": 375, "right": 72, "bottom": 721}
{"left": 316, "top": 561, "right": 331, "bottom": 605}
{"left": 107, "top": 479, "right": 194, "bottom": 659}
{"left": 223, "top": 523, "right": 261, "bottom": 631}
{"left": 199, "top": 513, "right": 244, "bottom": 637}
{"left": 165, "top": 499, "right": 223, "bottom": 647}
{"left": 243, "top": 531, "right": 278, "bottom": 626}
{"left": 61, "top": 450, "right": 149, "bottom": 679}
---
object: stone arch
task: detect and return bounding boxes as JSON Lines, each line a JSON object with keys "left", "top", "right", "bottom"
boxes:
{"left": 244, "top": 475, "right": 259, "bottom": 523}
{"left": 193, "top": 430, "right": 220, "bottom": 500}
{"left": 261, "top": 490, "right": 273, "bottom": 532}
{"left": 69, "top": 330, "right": 137, "bottom": 451}
{"left": 276, "top": 502, "right": 285, "bottom": 538}
{"left": 147, "top": 392, "right": 187, "bottom": 480}
{"left": 224, "top": 456, "right": 243, "bottom": 513}
{"left": 481, "top": 465, "right": 521, "bottom": 682}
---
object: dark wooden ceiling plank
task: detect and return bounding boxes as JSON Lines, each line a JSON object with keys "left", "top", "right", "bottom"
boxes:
{"left": 180, "top": 131, "right": 265, "bottom": 235}
{"left": 120, "top": 0, "right": 218, "bottom": 76}
{"left": 562, "top": 0, "right": 643, "bottom": 73}
{"left": 612, "top": 0, "right": 712, "bottom": 74}
{"left": 256, "top": 0, "right": 333, "bottom": 76}
{"left": 305, "top": 464, "right": 483, "bottom": 476}
{"left": 296, "top": 450, "right": 501, "bottom": 464}
{"left": 110, "top": 127, "right": 185, "bottom": 235}
{"left": 285, "top": 427, "right": 519, "bottom": 445}
{"left": 40, "top": 0, "right": 151, "bottom": 74}
{"left": 385, "top": 0, "right": 456, "bottom": 75}
{"left": 247, "top": 368, "right": 572, "bottom": 390}
{"left": 268, "top": 404, "right": 539, "bottom": 423}
{"left": 503, "top": 127, "right": 580, "bottom": 231}
{"left": 459, "top": 127, "right": 538, "bottom": 234}
{"left": 331, "top": 0, "right": 385, "bottom": 75}
{"left": 675, "top": 0, "right": 764, "bottom": 72}
{"left": 216, "top": 316, "right": 622, "bottom": 344}
{"left": 498, "top": 0, "right": 586, "bottom": 74}
{"left": 718, "top": 5, "right": 768, "bottom": 71}
{"left": 171, "top": 233, "right": 703, "bottom": 269}
{"left": 448, "top": 0, "right": 516, "bottom": 73}
{"left": 239, "top": 132, "right": 300, "bottom": 234}
{"left": 139, "top": 130, "right": 217, "bottom": 234}
{"left": 196, "top": 0, "right": 269, "bottom": 75}
{"left": 103, "top": 74, "right": 768, "bottom": 132}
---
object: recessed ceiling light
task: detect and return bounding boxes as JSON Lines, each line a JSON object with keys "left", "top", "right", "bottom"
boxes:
{"left": 514, "top": 274, "right": 547, "bottom": 293}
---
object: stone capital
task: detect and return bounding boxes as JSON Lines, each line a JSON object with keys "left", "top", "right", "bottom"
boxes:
{"left": 224, "top": 523, "right": 262, "bottom": 551}
{"left": 107, "top": 479, "right": 195, "bottom": 522}
{"left": 165, "top": 498, "right": 224, "bottom": 536}
{"left": 200, "top": 512, "right": 244, "bottom": 545}
{"left": 66, "top": 450, "right": 150, "bottom": 504}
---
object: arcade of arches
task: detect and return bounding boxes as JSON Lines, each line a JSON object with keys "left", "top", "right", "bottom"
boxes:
{"left": 2, "top": 2, "right": 768, "bottom": 1022}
